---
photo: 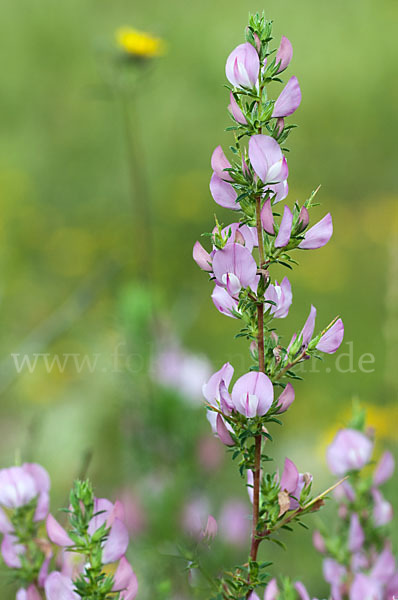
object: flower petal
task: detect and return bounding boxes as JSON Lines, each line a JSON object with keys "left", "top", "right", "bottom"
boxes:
{"left": 210, "top": 173, "right": 239, "bottom": 209}
{"left": 102, "top": 518, "right": 129, "bottom": 564}
{"left": 272, "top": 76, "right": 302, "bottom": 118}
{"left": 275, "top": 205, "right": 293, "bottom": 248}
{"left": 46, "top": 514, "right": 74, "bottom": 547}
{"left": 280, "top": 458, "right": 299, "bottom": 494}
{"left": 299, "top": 213, "right": 333, "bottom": 249}
{"left": 276, "top": 36, "right": 293, "bottom": 73}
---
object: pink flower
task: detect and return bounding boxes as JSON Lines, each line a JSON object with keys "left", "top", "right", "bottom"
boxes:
{"left": 225, "top": 42, "right": 260, "bottom": 88}
{"left": 46, "top": 498, "right": 129, "bottom": 564}
{"left": 0, "top": 463, "right": 50, "bottom": 521}
{"left": 298, "top": 213, "right": 333, "bottom": 249}
{"left": 279, "top": 458, "right": 312, "bottom": 509}
{"left": 212, "top": 243, "right": 259, "bottom": 294}
{"left": 275, "top": 36, "right": 293, "bottom": 73}
{"left": 264, "top": 277, "right": 292, "bottom": 318}
{"left": 348, "top": 513, "right": 364, "bottom": 553}
{"left": 349, "top": 574, "right": 382, "bottom": 600}
{"left": 17, "top": 585, "right": 42, "bottom": 600}
{"left": 274, "top": 205, "right": 293, "bottom": 248}
{"left": 112, "top": 556, "right": 138, "bottom": 599}
{"left": 316, "top": 319, "right": 344, "bottom": 354}
{"left": 218, "top": 500, "right": 250, "bottom": 547}
{"left": 193, "top": 241, "right": 212, "bottom": 271}
{"left": 44, "top": 572, "right": 79, "bottom": 600}
{"left": 327, "top": 429, "right": 373, "bottom": 475}
{"left": 275, "top": 383, "right": 295, "bottom": 414}
{"left": 313, "top": 530, "right": 326, "bottom": 553}
{"left": 212, "top": 285, "right": 239, "bottom": 318}
{"left": 231, "top": 371, "right": 274, "bottom": 417}
{"left": 249, "top": 135, "right": 288, "bottom": 185}
{"left": 272, "top": 76, "right": 302, "bottom": 118}
{"left": 210, "top": 173, "right": 239, "bottom": 210}
{"left": 264, "top": 578, "right": 279, "bottom": 600}
{"left": 211, "top": 146, "right": 233, "bottom": 181}
{"left": 373, "top": 451, "right": 395, "bottom": 486}
{"left": 228, "top": 92, "right": 247, "bottom": 125}
{"left": 372, "top": 488, "right": 393, "bottom": 526}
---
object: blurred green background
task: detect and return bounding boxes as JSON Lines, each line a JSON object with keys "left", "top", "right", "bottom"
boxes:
{"left": 0, "top": 0, "right": 397, "bottom": 597}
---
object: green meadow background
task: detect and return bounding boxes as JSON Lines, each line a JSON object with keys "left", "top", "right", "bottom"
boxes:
{"left": 0, "top": 0, "right": 397, "bottom": 597}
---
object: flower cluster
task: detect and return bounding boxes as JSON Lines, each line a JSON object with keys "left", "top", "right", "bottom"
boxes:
{"left": 0, "top": 464, "right": 137, "bottom": 600}
{"left": 193, "top": 12, "right": 345, "bottom": 598}
{"left": 314, "top": 411, "right": 397, "bottom": 599}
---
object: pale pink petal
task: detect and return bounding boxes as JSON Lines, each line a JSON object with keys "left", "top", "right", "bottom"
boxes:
{"left": 276, "top": 36, "right": 293, "bottom": 73}
{"left": 229, "top": 92, "right": 247, "bottom": 125}
{"left": 316, "top": 318, "right": 344, "bottom": 354}
{"left": 275, "top": 205, "right": 293, "bottom": 248}
{"left": 299, "top": 213, "right": 333, "bottom": 249}
{"left": 210, "top": 173, "right": 239, "bottom": 210}
{"left": 193, "top": 241, "right": 212, "bottom": 271}
{"left": 280, "top": 458, "right": 299, "bottom": 494}
{"left": 46, "top": 514, "right": 74, "bottom": 547}
{"left": 272, "top": 76, "right": 302, "bottom": 118}
{"left": 102, "top": 518, "right": 129, "bottom": 564}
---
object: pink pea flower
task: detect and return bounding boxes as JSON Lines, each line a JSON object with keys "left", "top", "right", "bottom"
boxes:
{"left": 266, "top": 180, "right": 289, "bottom": 204}
{"left": 218, "top": 500, "right": 250, "bottom": 547}
{"left": 17, "top": 585, "right": 41, "bottom": 600}
{"left": 225, "top": 42, "right": 260, "bottom": 89}
{"left": 272, "top": 76, "right": 302, "bottom": 118}
{"left": 275, "top": 36, "right": 293, "bottom": 73}
{"left": 212, "top": 243, "right": 259, "bottom": 294}
{"left": 349, "top": 574, "right": 382, "bottom": 600}
{"left": 0, "top": 463, "right": 50, "bottom": 521}
{"left": 112, "top": 556, "right": 138, "bottom": 599}
{"left": 261, "top": 198, "right": 275, "bottom": 234}
{"left": 193, "top": 241, "right": 212, "bottom": 271}
{"left": 219, "top": 222, "right": 257, "bottom": 253}
{"left": 203, "top": 363, "right": 235, "bottom": 439}
{"left": 279, "top": 457, "right": 312, "bottom": 509}
{"left": 298, "top": 213, "right": 333, "bottom": 249}
{"left": 275, "top": 382, "right": 295, "bottom": 414}
{"left": 212, "top": 285, "right": 240, "bottom": 318}
{"left": 348, "top": 513, "right": 364, "bottom": 553}
{"left": 327, "top": 428, "right": 373, "bottom": 476}
{"left": 294, "top": 581, "right": 311, "bottom": 600}
{"left": 231, "top": 371, "right": 274, "bottom": 417}
{"left": 0, "top": 507, "right": 12, "bottom": 534}
{"left": 316, "top": 318, "right": 344, "bottom": 354}
{"left": 372, "top": 488, "right": 393, "bottom": 526}
{"left": 275, "top": 205, "right": 293, "bottom": 248}
{"left": 211, "top": 146, "right": 233, "bottom": 181}
{"left": 1, "top": 534, "right": 25, "bottom": 568}
{"left": 323, "top": 557, "right": 347, "bottom": 586}
{"left": 181, "top": 496, "right": 214, "bottom": 541}
{"left": 216, "top": 414, "right": 235, "bottom": 446}
{"left": 210, "top": 173, "right": 240, "bottom": 210}
{"left": 264, "top": 277, "right": 292, "bottom": 318}
{"left": 46, "top": 498, "right": 128, "bottom": 564}
{"left": 203, "top": 362, "right": 234, "bottom": 410}
{"left": 228, "top": 92, "right": 247, "bottom": 125}
{"left": 301, "top": 305, "right": 317, "bottom": 348}
{"left": 264, "top": 578, "right": 279, "bottom": 600}
{"left": 373, "top": 451, "right": 395, "bottom": 486}
{"left": 313, "top": 530, "right": 326, "bottom": 554}
{"left": 371, "top": 545, "right": 396, "bottom": 584}
{"left": 44, "top": 572, "right": 79, "bottom": 600}
{"left": 249, "top": 135, "right": 288, "bottom": 185}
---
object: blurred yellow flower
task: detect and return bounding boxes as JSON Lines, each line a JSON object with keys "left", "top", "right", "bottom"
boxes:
{"left": 116, "top": 27, "right": 166, "bottom": 58}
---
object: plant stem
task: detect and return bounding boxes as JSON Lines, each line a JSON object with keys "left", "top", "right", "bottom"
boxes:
{"left": 247, "top": 198, "right": 267, "bottom": 590}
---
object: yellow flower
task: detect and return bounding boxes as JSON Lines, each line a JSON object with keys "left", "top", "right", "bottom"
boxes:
{"left": 116, "top": 27, "right": 166, "bottom": 58}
